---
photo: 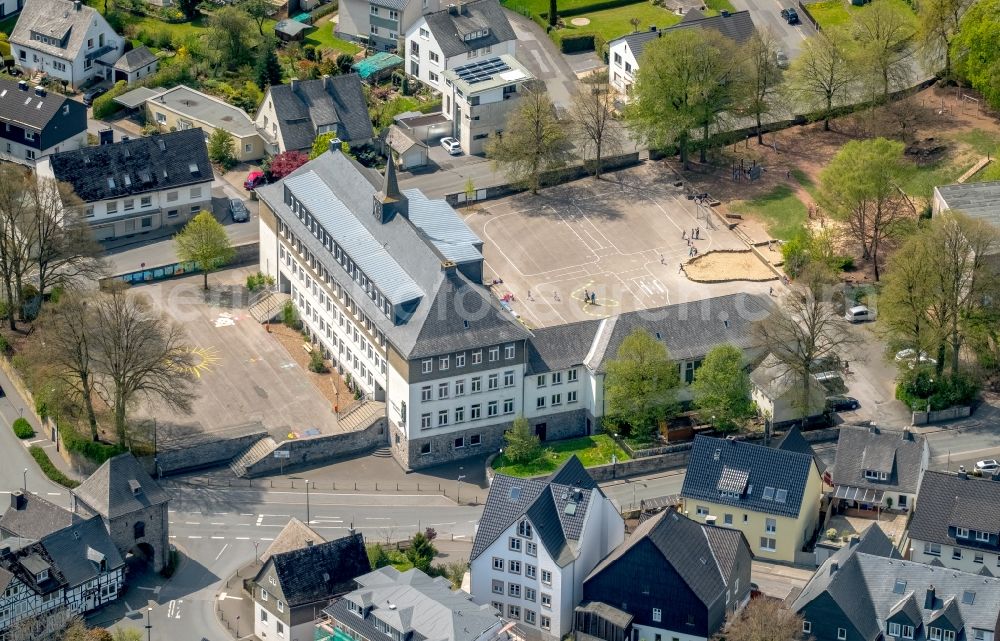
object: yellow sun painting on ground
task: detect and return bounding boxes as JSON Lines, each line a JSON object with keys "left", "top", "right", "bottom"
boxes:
{"left": 168, "top": 346, "right": 220, "bottom": 378}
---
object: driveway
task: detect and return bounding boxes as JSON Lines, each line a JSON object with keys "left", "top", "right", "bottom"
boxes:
{"left": 505, "top": 9, "right": 580, "bottom": 110}
{"left": 730, "top": 0, "right": 815, "bottom": 58}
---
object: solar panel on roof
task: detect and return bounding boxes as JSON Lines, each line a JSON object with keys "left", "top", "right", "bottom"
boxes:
{"left": 454, "top": 58, "right": 512, "bottom": 85}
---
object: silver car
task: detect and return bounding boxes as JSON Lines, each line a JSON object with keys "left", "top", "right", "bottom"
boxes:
{"left": 229, "top": 198, "right": 250, "bottom": 222}
{"left": 440, "top": 137, "right": 462, "bottom": 155}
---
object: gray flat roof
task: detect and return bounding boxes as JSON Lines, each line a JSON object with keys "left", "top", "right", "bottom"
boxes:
{"left": 114, "top": 86, "right": 165, "bottom": 109}
{"left": 443, "top": 54, "right": 533, "bottom": 95}
{"left": 935, "top": 180, "right": 1000, "bottom": 225}
{"left": 147, "top": 85, "right": 258, "bottom": 137}
{"left": 275, "top": 19, "right": 311, "bottom": 36}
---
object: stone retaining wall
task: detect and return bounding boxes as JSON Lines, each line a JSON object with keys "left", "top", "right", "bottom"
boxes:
{"left": 156, "top": 424, "right": 269, "bottom": 475}
{"left": 911, "top": 405, "right": 972, "bottom": 425}
{"left": 243, "top": 418, "right": 388, "bottom": 477}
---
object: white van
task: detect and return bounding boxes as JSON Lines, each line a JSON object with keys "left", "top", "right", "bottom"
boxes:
{"left": 845, "top": 305, "right": 875, "bottom": 323}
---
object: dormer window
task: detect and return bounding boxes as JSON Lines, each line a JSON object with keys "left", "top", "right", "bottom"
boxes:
{"left": 864, "top": 470, "right": 888, "bottom": 481}
{"left": 975, "top": 530, "right": 991, "bottom": 542}
{"left": 956, "top": 527, "right": 969, "bottom": 538}
{"left": 36, "top": 569, "right": 49, "bottom": 582}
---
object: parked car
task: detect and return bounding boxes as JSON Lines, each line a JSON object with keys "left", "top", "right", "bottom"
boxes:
{"left": 229, "top": 198, "right": 250, "bottom": 222}
{"left": 781, "top": 7, "right": 800, "bottom": 23}
{"left": 826, "top": 395, "right": 860, "bottom": 411}
{"left": 894, "top": 348, "right": 937, "bottom": 369}
{"left": 815, "top": 371, "right": 847, "bottom": 394}
{"left": 244, "top": 170, "right": 266, "bottom": 190}
{"left": 775, "top": 50, "right": 789, "bottom": 68}
{"left": 845, "top": 305, "right": 875, "bottom": 323}
{"left": 976, "top": 459, "right": 999, "bottom": 472}
{"left": 440, "top": 137, "right": 462, "bottom": 155}
{"left": 82, "top": 86, "right": 107, "bottom": 106}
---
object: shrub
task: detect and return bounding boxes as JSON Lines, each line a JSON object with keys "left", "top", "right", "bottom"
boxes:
{"left": 282, "top": 301, "right": 303, "bottom": 329}
{"left": 308, "top": 349, "right": 329, "bottom": 373}
{"left": 826, "top": 528, "right": 838, "bottom": 541}
{"left": 246, "top": 271, "right": 275, "bottom": 292}
{"left": 59, "top": 421, "right": 126, "bottom": 464}
{"left": 29, "top": 446, "right": 79, "bottom": 488}
{"left": 92, "top": 80, "right": 129, "bottom": 120}
{"left": 12, "top": 417, "right": 34, "bottom": 439}
{"left": 0, "top": 333, "right": 9, "bottom": 355}
{"left": 504, "top": 416, "right": 542, "bottom": 464}
{"left": 896, "top": 370, "right": 980, "bottom": 411}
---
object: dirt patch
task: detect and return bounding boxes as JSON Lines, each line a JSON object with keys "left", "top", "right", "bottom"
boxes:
{"left": 267, "top": 323, "right": 359, "bottom": 416}
{"left": 684, "top": 250, "right": 777, "bottom": 282}
{"left": 905, "top": 137, "right": 949, "bottom": 165}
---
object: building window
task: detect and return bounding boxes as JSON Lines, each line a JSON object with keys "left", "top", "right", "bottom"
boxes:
{"left": 370, "top": 4, "right": 378, "bottom": 13}
{"left": 567, "top": 390, "right": 577, "bottom": 403}
{"left": 803, "top": 622, "right": 812, "bottom": 634}
{"left": 133, "top": 522, "right": 145, "bottom": 539}
{"left": 541, "top": 570, "right": 551, "bottom": 585}
{"left": 277, "top": 601, "right": 284, "bottom": 613}
{"left": 524, "top": 609, "right": 536, "bottom": 624}
{"left": 24, "top": 131, "right": 35, "bottom": 141}
{"left": 537, "top": 375, "right": 546, "bottom": 387}
{"left": 551, "top": 371, "right": 562, "bottom": 384}
{"left": 429, "top": 51, "right": 440, "bottom": 63}
{"left": 518, "top": 521, "right": 532, "bottom": 538}
{"left": 525, "top": 564, "right": 536, "bottom": 579}
{"left": 492, "top": 579, "right": 504, "bottom": 594}
{"left": 470, "top": 434, "right": 481, "bottom": 445}
{"left": 85, "top": 206, "right": 95, "bottom": 218}
{"left": 526, "top": 541, "right": 537, "bottom": 556}
{"left": 509, "top": 560, "right": 521, "bottom": 574}
{"left": 509, "top": 537, "right": 521, "bottom": 551}
{"left": 191, "top": 187, "right": 202, "bottom": 199}
{"left": 504, "top": 371, "right": 514, "bottom": 387}
{"left": 421, "top": 386, "right": 432, "bottom": 401}
{"left": 953, "top": 548, "right": 963, "bottom": 560}
{"left": 455, "top": 407, "right": 465, "bottom": 423}
{"left": 440, "top": 355, "right": 450, "bottom": 370}
{"left": 439, "top": 410, "right": 449, "bottom": 427}
{"left": 890, "top": 624, "right": 901, "bottom": 638}
{"left": 471, "top": 377, "right": 482, "bottom": 393}
{"left": 472, "top": 350, "right": 482, "bottom": 364}
{"left": 492, "top": 558, "right": 504, "bottom": 573}
{"left": 488, "top": 373, "right": 498, "bottom": 390}
{"left": 260, "top": 608, "right": 268, "bottom": 622}
{"left": 508, "top": 583, "right": 521, "bottom": 598}
{"left": 614, "top": 52, "right": 622, "bottom": 64}
{"left": 760, "top": 537, "right": 776, "bottom": 551}
{"left": 902, "top": 626, "right": 914, "bottom": 639}
{"left": 488, "top": 400, "right": 498, "bottom": 417}
{"left": 140, "top": 196, "right": 152, "bottom": 207}
{"left": 276, "top": 621, "right": 284, "bottom": 637}
{"left": 551, "top": 393, "right": 561, "bottom": 406}
{"left": 453, "top": 436, "right": 464, "bottom": 449}
{"left": 536, "top": 396, "right": 546, "bottom": 409}
{"left": 420, "top": 442, "right": 431, "bottom": 455}
{"left": 370, "top": 25, "right": 378, "bottom": 35}
{"left": 957, "top": 527, "right": 970, "bottom": 538}
{"left": 975, "top": 552, "right": 985, "bottom": 564}
{"left": 471, "top": 404, "right": 481, "bottom": 419}
{"left": 489, "top": 346, "right": 499, "bottom": 361}
{"left": 429, "top": 71, "right": 439, "bottom": 83}
{"left": 541, "top": 616, "right": 551, "bottom": 630}
{"left": 438, "top": 382, "right": 449, "bottom": 399}
{"left": 765, "top": 518, "right": 777, "bottom": 534}
{"left": 976, "top": 531, "right": 991, "bottom": 542}
{"left": 508, "top": 605, "right": 520, "bottom": 620}
{"left": 107, "top": 202, "right": 118, "bottom": 214}
{"left": 503, "top": 399, "right": 514, "bottom": 414}
{"left": 724, "top": 514, "right": 733, "bottom": 525}
{"left": 456, "top": 353, "right": 466, "bottom": 367}
{"left": 505, "top": 343, "right": 515, "bottom": 359}
{"left": 541, "top": 593, "right": 551, "bottom": 607}
{"left": 420, "top": 413, "right": 431, "bottom": 429}
{"left": 653, "top": 608, "right": 662, "bottom": 623}
{"left": 838, "top": 629, "right": 847, "bottom": 640}
{"left": 422, "top": 359, "right": 432, "bottom": 373}
{"left": 696, "top": 505, "right": 709, "bottom": 516}
{"left": 167, "top": 190, "right": 178, "bottom": 202}
{"left": 568, "top": 368, "right": 578, "bottom": 382}
{"left": 923, "top": 542, "right": 941, "bottom": 556}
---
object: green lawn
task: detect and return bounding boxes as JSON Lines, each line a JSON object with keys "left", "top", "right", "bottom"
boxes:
{"left": 502, "top": 0, "right": 623, "bottom": 17}
{"left": 953, "top": 129, "right": 1000, "bottom": 157}
{"left": 704, "top": 0, "right": 737, "bottom": 14}
{"left": 730, "top": 184, "right": 809, "bottom": 241}
{"left": 805, "top": 0, "right": 914, "bottom": 30}
{"left": 304, "top": 22, "right": 362, "bottom": 55}
{"left": 491, "top": 435, "right": 630, "bottom": 478}
{"left": 552, "top": 3, "right": 681, "bottom": 43}
{"left": 897, "top": 160, "right": 967, "bottom": 200}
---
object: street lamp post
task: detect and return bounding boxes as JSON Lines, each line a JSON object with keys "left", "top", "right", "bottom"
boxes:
{"left": 22, "top": 468, "right": 27, "bottom": 493}
{"left": 145, "top": 606, "right": 153, "bottom": 641}
{"left": 457, "top": 475, "right": 466, "bottom": 504}
{"left": 305, "top": 479, "right": 311, "bottom": 525}
{"left": 252, "top": 540, "right": 261, "bottom": 563}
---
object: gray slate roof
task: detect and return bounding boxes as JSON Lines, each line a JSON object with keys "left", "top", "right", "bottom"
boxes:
{"left": 10, "top": 0, "right": 112, "bottom": 60}
{"left": 680, "top": 435, "right": 816, "bottom": 518}
{"left": 612, "top": 10, "right": 756, "bottom": 61}
{"left": 775, "top": 426, "right": 826, "bottom": 474}
{"left": 472, "top": 457, "right": 605, "bottom": 565}
{"left": 0, "top": 76, "right": 80, "bottom": 130}
{"left": 527, "top": 320, "right": 602, "bottom": 374}
{"left": 793, "top": 546, "right": 1000, "bottom": 640}
{"left": 259, "top": 532, "right": 371, "bottom": 607}
{"left": 266, "top": 75, "right": 373, "bottom": 150}
{"left": 72, "top": 453, "right": 170, "bottom": 520}
{"left": 114, "top": 46, "right": 157, "bottom": 72}
{"left": 909, "top": 470, "right": 1000, "bottom": 551}
{"left": 256, "top": 149, "right": 528, "bottom": 360}
{"left": 47, "top": 128, "right": 211, "bottom": 203}
{"left": 1, "top": 492, "right": 82, "bottom": 540}
{"left": 589, "top": 292, "right": 772, "bottom": 370}
{"left": 333, "top": 567, "right": 506, "bottom": 641}
{"left": 39, "top": 516, "right": 124, "bottom": 588}
{"left": 587, "top": 508, "right": 750, "bottom": 607}
{"left": 934, "top": 181, "right": 1000, "bottom": 228}
{"left": 831, "top": 426, "right": 928, "bottom": 495}
{"left": 422, "top": 0, "right": 516, "bottom": 59}
{"left": 260, "top": 517, "right": 326, "bottom": 564}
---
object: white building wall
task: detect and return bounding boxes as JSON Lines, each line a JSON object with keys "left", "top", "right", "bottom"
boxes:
{"left": 607, "top": 40, "right": 639, "bottom": 99}
{"left": 254, "top": 600, "right": 281, "bottom": 641}
{"left": 4, "top": 132, "right": 85, "bottom": 167}
{"left": 633, "top": 623, "right": 707, "bottom": 641}
{"left": 13, "top": 18, "right": 123, "bottom": 89}
{"left": 405, "top": 17, "right": 516, "bottom": 89}
{"left": 82, "top": 182, "right": 212, "bottom": 224}
{"left": 254, "top": 95, "right": 285, "bottom": 155}
{"left": 909, "top": 539, "right": 1000, "bottom": 575}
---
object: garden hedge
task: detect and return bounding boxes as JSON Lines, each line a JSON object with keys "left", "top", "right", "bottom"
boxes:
{"left": 11, "top": 417, "right": 34, "bottom": 439}
{"left": 29, "top": 446, "right": 79, "bottom": 488}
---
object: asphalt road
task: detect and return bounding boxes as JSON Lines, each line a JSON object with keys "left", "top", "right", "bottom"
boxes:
{"left": 731, "top": 0, "right": 815, "bottom": 58}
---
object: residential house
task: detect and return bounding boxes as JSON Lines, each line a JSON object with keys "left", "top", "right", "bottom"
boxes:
{"left": 404, "top": 0, "right": 516, "bottom": 91}
{"left": 254, "top": 75, "right": 373, "bottom": 156}
{"left": 112, "top": 46, "right": 158, "bottom": 84}
{"left": 0, "top": 492, "right": 126, "bottom": 639}
{"left": 36, "top": 128, "right": 213, "bottom": 241}
{"left": 749, "top": 354, "right": 826, "bottom": 426}
{"left": 71, "top": 453, "right": 172, "bottom": 573}
{"left": 793, "top": 524, "right": 1000, "bottom": 641}
{"left": 470, "top": 457, "right": 624, "bottom": 640}
{"left": 830, "top": 426, "right": 929, "bottom": 513}
{"left": 387, "top": 124, "right": 428, "bottom": 169}
{"left": 680, "top": 434, "right": 823, "bottom": 564}
{"left": 441, "top": 55, "right": 535, "bottom": 155}
{"left": 908, "top": 469, "right": 1000, "bottom": 574}
{"left": 251, "top": 527, "right": 371, "bottom": 641}
{"left": 140, "top": 85, "right": 265, "bottom": 161}
{"left": 607, "top": 10, "right": 755, "bottom": 99}
{"left": 775, "top": 425, "right": 828, "bottom": 478}
{"left": 10, "top": 0, "right": 124, "bottom": 89}
{"left": 576, "top": 507, "right": 752, "bottom": 641}
{"left": 337, "top": 0, "right": 442, "bottom": 51}
{"left": 317, "top": 566, "right": 519, "bottom": 641}
{"left": 0, "top": 0, "right": 23, "bottom": 21}
{"left": 0, "top": 77, "right": 86, "bottom": 166}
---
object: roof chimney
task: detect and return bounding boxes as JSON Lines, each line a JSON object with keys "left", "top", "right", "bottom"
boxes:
{"left": 290, "top": 78, "right": 300, "bottom": 92}
{"left": 10, "top": 491, "right": 27, "bottom": 511}
{"left": 328, "top": 137, "right": 343, "bottom": 154}
{"left": 958, "top": 466, "right": 968, "bottom": 480}
{"left": 720, "top": 9, "right": 730, "bottom": 16}
{"left": 849, "top": 535, "right": 861, "bottom": 548}
{"left": 99, "top": 129, "right": 114, "bottom": 145}
{"left": 17, "top": 80, "right": 27, "bottom": 91}
{"left": 73, "top": 0, "right": 81, "bottom": 9}
{"left": 829, "top": 561, "right": 839, "bottom": 575}
{"left": 448, "top": 3, "right": 458, "bottom": 14}
{"left": 901, "top": 429, "right": 914, "bottom": 441}
{"left": 924, "top": 585, "right": 936, "bottom": 609}
{"left": 34, "top": 87, "right": 45, "bottom": 97}
{"left": 306, "top": 539, "right": 314, "bottom": 547}
{"left": 649, "top": 25, "right": 657, "bottom": 31}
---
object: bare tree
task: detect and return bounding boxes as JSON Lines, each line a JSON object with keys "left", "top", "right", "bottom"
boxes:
{"left": 569, "top": 72, "right": 624, "bottom": 179}
{"left": 786, "top": 29, "right": 854, "bottom": 131}
{"left": 852, "top": 2, "right": 915, "bottom": 102}
{"left": 740, "top": 28, "right": 782, "bottom": 145}
{"left": 754, "top": 265, "right": 860, "bottom": 418}
{"left": 26, "top": 177, "right": 105, "bottom": 300}
{"left": 45, "top": 294, "right": 101, "bottom": 440}
{"left": 724, "top": 597, "right": 810, "bottom": 641}
{"left": 91, "top": 284, "right": 197, "bottom": 444}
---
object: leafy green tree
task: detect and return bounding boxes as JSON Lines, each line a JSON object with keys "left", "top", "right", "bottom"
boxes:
{"left": 485, "top": 85, "right": 569, "bottom": 194}
{"left": 177, "top": 0, "right": 199, "bottom": 19}
{"left": 851, "top": 1, "right": 915, "bottom": 102}
{"left": 503, "top": 416, "right": 542, "bottom": 464}
{"left": 605, "top": 328, "right": 679, "bottom": 441}
{"left": 786, "top": 29, "right": 853, "bottom": 131}
{"left": 207, "top": 128, "right": 237, "bottom": 169}
{"left": 335, "top": 52, "right": 355, "bottom": 74}
{"left": 691, "top": 344, "right": 755, "bottom": 432}
{"left": 916, "top": 0, "right": 972, "bottom": 78}
{"left": 626, "top": 29, "right": 739, "bottom": 169}
{"left": 209, "top": 6, "right": 256, "bottom": 70}
{"left": 367, "top": 543, "right": 391, "bottom": 569}
{"left": 818, "top": 138, "right": 912, "bottom": 281}
{"left": 256, "top": 39, "right": 283, "bottom": 89}
{"left": 310, "top": 132, "right": 342, "bottom": 159}
{"left": 740, "top": 29, "right": 782, "bottom": 145}
{"left": 951, "top": 0, "right": 1000, "bottom": 109}
{"left": 240, "top": 0, "right": 272, "bottom": 35}
{"left": 406, "top": 530, "right": 437, "bottom": 572}
{"left": 175, "top": 211, "right": 236, "bottom": 290}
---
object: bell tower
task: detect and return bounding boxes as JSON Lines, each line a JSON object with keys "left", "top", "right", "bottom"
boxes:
{"left": 373, "top": 153, "right": 408, "bottom": 223}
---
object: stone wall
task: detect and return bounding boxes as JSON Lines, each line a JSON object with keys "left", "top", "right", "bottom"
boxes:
{"left": 95, "top": 502, "right": 170, "bottom": 572}
{"left": 911, "top": 406, "right": 971, "bottom": 425}
{"left": 155, "top": 424, "right": 269, "bottom": 475}
{"left": 243, "top": 418, "right": 388, "bottom": 477}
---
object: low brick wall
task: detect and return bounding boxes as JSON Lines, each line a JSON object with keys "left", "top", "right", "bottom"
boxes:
{"left": 243, "top": 418, "right": 388, "bottom": 477}
{"left": 911, "top": 405, "right": 972, "bottom": 425}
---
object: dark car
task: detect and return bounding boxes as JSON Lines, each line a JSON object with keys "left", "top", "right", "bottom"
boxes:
{"left": 229, "top": 198, "right": 250, "bottom": 222}
{"left": 82, "top": 86, "right": 107, "bottom": 106}
{"left": 826, "top": 395, "right": 860, "bottom": 411}
{"left": 781, "top": 7, "right": 801, "bottom": 24}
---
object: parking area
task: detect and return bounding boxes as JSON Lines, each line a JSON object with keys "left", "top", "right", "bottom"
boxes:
{"left": 132, "top": 267, "right": 338, "bottom": 445}
{"left": 463, "top": 163, "right": 775, "bottom": 328}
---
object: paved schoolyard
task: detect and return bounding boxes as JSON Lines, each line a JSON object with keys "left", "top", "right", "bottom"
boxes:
{"left": 463, "top": 163, "right": 775, "bottom": 328}
{"left": 130, "top": 267, "right": 337, "bottom": 445}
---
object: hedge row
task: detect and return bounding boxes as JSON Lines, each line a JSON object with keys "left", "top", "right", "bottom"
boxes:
{"left": 551, "top": 31, "right": 597, "bottom": 53}
{"left": 58, "top": 420, "right": 126, "bottom": 464}
{"left": 28, "top": 446, "right": 79, "bottom": 489}
{"left": 552, "top": 0, "right": 647, "bottom": 18}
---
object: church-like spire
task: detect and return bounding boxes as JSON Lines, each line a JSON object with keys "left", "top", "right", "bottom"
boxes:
{"left": 373, "top": 152, "right": 408, "bottom": 222}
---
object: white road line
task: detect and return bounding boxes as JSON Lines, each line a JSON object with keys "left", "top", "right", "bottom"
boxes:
{"left": 240, "top": 513, "right": 254, "bottom": 516}
{"left": 188, "top": 535, "right": 202, "bottom": 539}
{"left": 211, "top": 522, "right": 225, "bottom": 525}
{"left": 169, "top": 535, "right": 177, "bottom": 539}
{"left": 261, "top": 537, "right": 274, "bottom": 541}
{"left": 365, "top": 517, "right": 390, "bottom": 520}
{"left": 185, "top": 522, "right": 200, "bottom": 525}
{"left": 215, "top": 544, "right": 229, "bottom": 560}
{"left": 211, "top": 536, "right": 225, "bottom": 540}
{"left": 46, "top": 492, "right": 61, "bottom": 496}
{"left": 235, "top": 537, "right": 250, "bottom": 540}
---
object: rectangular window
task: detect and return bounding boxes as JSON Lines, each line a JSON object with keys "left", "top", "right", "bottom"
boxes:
{"left": 421, "top": 386, "right": 432, "bottom": 402}
{"left": 422, "top": 359, "right": 432, "bottom": 373}
{"left": 453, "top": 436, "right": 464, "bottom": 449}
{"left": 489, "top": 346, "right": 500, "bottom": 361}
{"left": 107, "top": 201, "right": 118, "bottom": 214}
{"left": 456, "top": 353, "right": 466, "bottom": 367}
{"left": 505, "top": 344, "right": 515, "bottom": 359}
{"left": 509, "top": 537, "right": 521, "bottom": 551}
{"left": 420, "top": 413, "right": 431, "bottom": 429}
{"left": 653, "top": 608, "right": 662, "bottom": 623}
{"left": 525, "top": 564, "right": 536, "bottom": 579}
{"left": 191, "top": 187, "right": 202, "bottom": 199}
{"left": 551, "top": 371, "right": 562, "bottom": 384}
{"left": 438, "top": 382, "right": 449, "bottom": 399}
{"left": 472, "top": 350, "right": 482, "bottom": 364}
{"left": 492, "top": 579, "right": 504, "bottom": 594}
{"left": 488, "top": 400, "right": 498, "bottom": 417}
{"left": 508, "top": 605, "right": 520, "bottom": 620}
{"left": 493, "top": 557, "right": 504, "bottom": 571}
{"left": 903, "top": 626, "right": 914, "bottom": 639}
{"left": 760, "top": 537, "right": 776, "bottom": 551}
{"left": 953, "top": 548, "right": 963, "bottom": 560}
{"left": 944, "top": 632, "right": 955, "bottom": 641}
{"left": 455, "top": 380, "right": 466, "bottom": 396}
{"left": 568, "top": 368, "right": 578, "bottom": 382}
{"left": 439, "top": 355, "right": 450, "bottom": 370}
{"left": 470, "top": 434, "right": 481, "bottom": 445}
{"left": 167, "top": 190, "right": 178, "bottom": 202}
{"left": 766, "top": 518, "right": 777, "bottom": 534}
{"left": 537, "top": 375, "right": 546, "bottom": 387}
{"left": 140, "top": 196, "right": 152, "bottom": 207}
{"left": 429, "top": 51, "right": 440, "bottom": 63}
{"left": 526, "top": 541, "right": 537, "bottom": 556}
{"left": 524, "top": 609, "right": 536, "bottom": 625}
{"left": 509, "top": 560, "right": 521, "bottom": 574}
{"left": 890, "top": 624, "right": 901, "bottom": 638}
{"left": 541, "top": 571, "right": 551, "bottom": 585}
{"left": 488, "top": 373, "right": 498, "bottom": 390}
{"left": 508, "top": 583, "right": 521, "bottom": 598}
{"left": 123, "top": 199, "right": 134, "bottom": 211}
{"left": 976, "top": 531, "right": 991, "bottom": 542}
{"left": 471, "top": 377, "right": 482, "bottom": 393}
{"left": 455, "top": 407, "right": 465, "bottom": 423}
{"left": 471, "top": 404, "right": 481, "bottom": 420}
{"left": 975, "top": 552, "right": 984, "bottom": 564}
{"left": 957, "top": 527, "right": 970, "bottom": 538}
{"left": 724, "top": 514, "right": 733, "bottom": 525}
{"left": 696, "top": 505, "right": 709, "bottom": 516}
{"left": 541, "top": 616, "right": 551, "bottom": 630}
{"left": 438, "top": 410, "right": 449, "bottom": 427}
{"left": 923, "top": 542, "right": 941, "bottom": 556}
{"left": 567, "top": 390, "right": 577, "bottom": 403}
{"left": 504, "top": 371, "right": 514, "bottom": 387}
{"left": 536, "top": 396, "right": 546, "bottom": 409}
{"left": 551, "top": 393, "right": 561, "bottom": 406}
{"left": 838, "top": 630, "right": 847, "bottom": 641}
{"left": 503, "top": 399, "right": 514, "bottom": 414}
{"left": 541, "top": 593, "right": 551, "bottom": 607}
{"left": 803, "top": 622, "right": 812, "bottom": 635}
